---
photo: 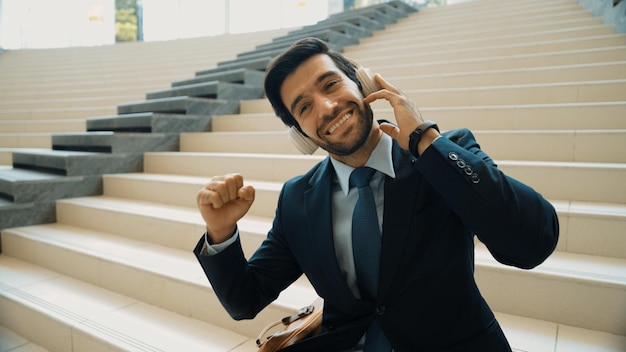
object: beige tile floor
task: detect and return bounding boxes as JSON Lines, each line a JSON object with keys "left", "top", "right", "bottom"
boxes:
{"left": 2, "top": 312, "right": 625, "bottom": 352}
{"left": 0, "top": 326, "right": 48, "bottom": 352}
{"left": 497, "top": 312, "right": 626, "bottom": 352}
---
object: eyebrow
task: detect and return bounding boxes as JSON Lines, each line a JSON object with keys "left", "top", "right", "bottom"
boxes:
{"left": 289, "top": 70, "right": 341, "bottom": 115}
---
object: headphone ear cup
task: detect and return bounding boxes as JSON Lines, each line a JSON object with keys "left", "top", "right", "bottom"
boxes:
{"left": 288, "top": 126, "right": 319, "bottom": 155}
{"left": 355, "top": 66, "right": 378, "bottom": 96}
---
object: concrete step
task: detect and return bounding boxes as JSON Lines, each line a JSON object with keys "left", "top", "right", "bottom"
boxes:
{"left": 0, "top": 76, "right": 228, "bottom": 107}
{"left": 1, "top": 251, "right": 623, "bottom": 352}
{"left": 0, "top": 199, "right": 56, "bottom": 233}
{"left": 0, "top": 148, "right": 47, "bottom": 167}
{"left": 102, "top": 172, "right": 626, "bottom": 260}
{"left": 260, "top": 76, "right": 626, "bottom": 109}
{"left": 6, "top": 194, "right": 622, "bottom": 336}
{"left": 323, "top": 6, "right": 397, "bottom": 26}
{"left": 0, "top": 28, "right": 290, "bottom": 77}
{"left": 0, "top": 105, "right": 117, "bottom": 121}
{"left": 181, "top": 131, "right": 302, "bottom": 155}
{"left": 311, "top": 12, "right": 386, "bottom": 32}
{"left": 323, "top": 1, "right": 408, "bottom": 24}
{"left": 0, "top": 63, "right": 227, "bottom": 82}
{"left": 352, "top": 37, "right": 626, "bottom": 69}
{"left": 473, "top": 242, "right": 626, "bottom": 336}
{"left": 0, "top": 94, "right": 144, "bottom": 110}
{"left": 179, "top": 129, "right": 626, "bottom": 163}
{"left": 0, "top": 167, "right": 102, "bottom": 231}
{"left": 398, "top": 10, "right": 602, "bottom": 36}
{"left": 171, "top": 68, "right": 265, "bottom": 88}
{"left": 381, "top": 61, "right": 626, "bottom": 89}
{"left": 498, "top": 160, "right": 626, "bottom": 204}
{"left": 0, "top": 255, "right": 258, "bottom": 352}
{"left": 357, "top": 46, "right": 626, "bottom": 77}
{"left": 0, "top": 325, "right": 50, "bottom": 352}
{"left": 281, "top": 21, "right": 374, "bottom": 44}
{"left": 357, "top": 23, "right": 616, "bottom": 54}
{"left": 399, "top": 20, "right": 614, "bottom": 51}
{"left": 220, "top": 102, "right": 626, "bottom": 131}
{"left": 0, "top": 133, "right": 51, "bottom": 149}
{"left": 352, "top": 45, "right": 626, "bottom": 76}
{"left": 145, "top": 81, "right": 263, "bottom": 101}
{"left": 144, "top": 152, "right": 322, "bottom": 184}
{"left": 0, "top": 168, "right": 101, "bottom": 204}
{"left": 1, "top": 219, "right": 315, "bottom": 327}
{"left": 102, "top": 173, "right": 282, "bottom": 226}
{"left": 11, "top": 149, "right": 143, "bottom": 176}
{"left": 236, "top": 41, "right": 343, "bottom": 63}
{"left": 0, "top": 83, "right": 173, "bottom": 100}
{"left": 142, "top": 151, "right": 626, "bottom": 204}
{"left": 117, "top": 96, "right": 239, "bottom": 116}
{"left": 381, "top": 0, "right": 590, "bottom": 32}
{"left": 371, "top": 8, "right": 605, "bottom": 45}
{"left": 0, "top": 119, "right": 85, "bottom": 133}
{"left": 239, "top": 99, "right": 626, "bottom": 132}
{"left": 251, "top": 29, "right": 359, "bottom": 57}
{"left": 51, "top": 132, "right": 179, "bottom": 153}
{"left": 194, "top": 57, "right": 272, "bottom": 77}
{"left": 86, "top": 112, "right": 212, "bottom": 133}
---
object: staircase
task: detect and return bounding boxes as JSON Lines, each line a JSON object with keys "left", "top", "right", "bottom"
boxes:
{"left": 0, "top": 30, "right": 293, "bottom": 151}
{"left": 1, "top": 0, "right": 625, "bottom": 351}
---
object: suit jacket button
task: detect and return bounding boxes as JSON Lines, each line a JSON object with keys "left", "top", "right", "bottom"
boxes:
{"left": 448, "top": 152, "right": 459, "bottom": 161}
{"left": 456, "top": 159, "right": 466, "bottom": 168}
{"left": 377, "top": 305, "right": 386, "bottom": 315}
{"left": 471, "top": 173, "right": 480, "bottom": 183}
{"left": 464, "top": 165, "right": 473, "bottom": 175}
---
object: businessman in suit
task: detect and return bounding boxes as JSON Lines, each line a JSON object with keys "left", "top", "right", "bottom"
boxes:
{"left": 194, "top": 38, "right": 559, "bottom": 351}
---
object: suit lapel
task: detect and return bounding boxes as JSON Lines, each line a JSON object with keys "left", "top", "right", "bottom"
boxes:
{"left": 303, "top": 146, "right": 421, "bottom": 306}
{"left": 378, "top": 144, "right": 421, "bottom": 298}
{"left": 304, "top": 158, "right": 361, "bottom": 304}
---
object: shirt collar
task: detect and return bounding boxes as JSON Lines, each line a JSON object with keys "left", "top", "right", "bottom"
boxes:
{"left": 331, "top": 133, "right": 396, "bottom": 195}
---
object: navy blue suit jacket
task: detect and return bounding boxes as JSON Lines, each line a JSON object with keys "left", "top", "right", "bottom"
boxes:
{"left": 194, "top": 128, "right": 559, "bottom": 351}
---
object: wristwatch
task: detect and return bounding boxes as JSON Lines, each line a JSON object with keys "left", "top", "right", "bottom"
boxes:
{"left": 408, "top": 120, "right": 439, "bottom": 157}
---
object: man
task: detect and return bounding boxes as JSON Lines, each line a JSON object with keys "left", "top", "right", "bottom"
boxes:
{"left": 194, "top": 37, "right": 559, "bottom": 351}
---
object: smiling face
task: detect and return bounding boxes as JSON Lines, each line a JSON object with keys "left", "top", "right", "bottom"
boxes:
{"left": 280, "top": 54, "right": 378, "bottom": 162}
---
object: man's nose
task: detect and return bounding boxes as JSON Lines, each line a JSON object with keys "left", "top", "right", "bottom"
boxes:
{"left": 317, "top": 96, "right": 337, "bottom": 115}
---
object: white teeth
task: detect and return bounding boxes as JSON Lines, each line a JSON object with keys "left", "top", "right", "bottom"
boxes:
{"left": 328, "top": 112, "right": 352, "bottom": 134}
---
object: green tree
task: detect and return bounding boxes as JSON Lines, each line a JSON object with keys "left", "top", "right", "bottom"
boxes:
{"left": 116, "top": 0, "right": 139, "bottom": 42}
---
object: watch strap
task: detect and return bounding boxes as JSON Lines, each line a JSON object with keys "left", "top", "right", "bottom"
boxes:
{"left": 408, "top": 120, "right": 439, "bottom": 157}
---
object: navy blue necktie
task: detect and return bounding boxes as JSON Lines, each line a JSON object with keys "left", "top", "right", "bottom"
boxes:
{"left": 350, "top": 167, "right": 392, "bottom": 351}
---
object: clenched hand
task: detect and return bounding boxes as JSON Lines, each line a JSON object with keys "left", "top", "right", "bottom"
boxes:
{"left": 197, "top": 173, "right": 255, "bottom": 244}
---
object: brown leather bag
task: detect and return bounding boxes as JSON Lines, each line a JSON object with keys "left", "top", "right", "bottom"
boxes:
{"left": 256, "top": 298, "right": 324, "bottom": 351}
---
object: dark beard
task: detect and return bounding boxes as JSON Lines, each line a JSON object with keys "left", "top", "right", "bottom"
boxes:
{"left": 316, "top": 103, "right": 374, "bottom": 156}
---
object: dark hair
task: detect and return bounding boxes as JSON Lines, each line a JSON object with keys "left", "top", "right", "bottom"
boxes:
{"left": 264, "top": 37, "right": 362, "bottom": 132}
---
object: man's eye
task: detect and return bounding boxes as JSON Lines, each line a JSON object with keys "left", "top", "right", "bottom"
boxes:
{"left": 325, "top": 80, "right": 339, "bottom": 90}
{"left": 299, "top": 103, "right": 310, "bottom": 115}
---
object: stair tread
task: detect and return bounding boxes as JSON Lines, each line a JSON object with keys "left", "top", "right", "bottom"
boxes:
{"left": 0, "top": 325, "right": 50, "bottom": 351}
{"left": 1, "top": 252, "right": 623, "bottom": 352}
{"left": 0, "top": 168, "right": 62, "bottom": 182}
{"left": 106, "top": 171, "right": 283, "bottom": 190}
{"left": 50, "top": 195, "right": 626, "bottom": 287}
{"left": 148, "top": 150, "right": 626, "bottom": 169}
{"left": 475, "top": 242, "right": 626, "bottom": 287}
{"left": 105, "top": 173, "right": 626, "bottom": 215}
{"left": 0, "top": 255, "right": 253, "bottom": 351}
